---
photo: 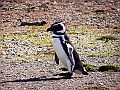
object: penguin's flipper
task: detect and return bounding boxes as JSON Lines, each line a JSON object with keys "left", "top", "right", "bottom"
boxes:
{"left": 55, "top": 53, "right": 59, "bottom": 65}
{"left": 68, "top": 47, "right": 74, "bottom": 65}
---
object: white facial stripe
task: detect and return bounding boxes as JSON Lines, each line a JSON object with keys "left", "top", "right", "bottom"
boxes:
{"left": 60, "top": 23, "right": 65, "bottom": 30}
{"left": 56, "top": 29, "right": 65, "bottom": 33}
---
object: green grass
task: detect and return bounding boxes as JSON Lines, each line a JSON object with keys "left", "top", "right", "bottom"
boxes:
{"left": 6, "top": 26, "right": 52, "bottom": 45}
{"left": 113, "top": 26, "right": 120, "bottom": 29}
{"left": 0, "top": 22, "right": 119, "bottom": 64}
{"left": 58, "top": 66, "right": 68, "bottom": 71}
{"left": 83, "top": 63, "right": 96, "bottom": 72}
{"left": 96, "top": 35, "right": 117, "bottom": 41}
{"left": 67, "top": 25, "right": 95, "bottom": 35}
{"left": 88, "top": 54, "right": 99, "bottom": 57}
{"left": 87, "top": 86, "right": 109, "bottom": 90}
{"left": 88, "top": 52, "right": 116, "bottom": 58}
{"left": 83, "top": 64, "right": 120, "bottom": 72}
{"left": 88, "top": 52, "right": 120, "bottom": 58}
{"left": 58, "top": 63, "right": 120, "bottom": 72}
{"left": 66, "top": 25, "right": 119, "bottom": 57}
{"left": 98, "top": 64, "right": 120, "bottom": 72}
{"left": 58, "top": 64, "right": 97, "bottom": 72}
{"left": 30, "top": 26, "right": 48, "bottom": 31}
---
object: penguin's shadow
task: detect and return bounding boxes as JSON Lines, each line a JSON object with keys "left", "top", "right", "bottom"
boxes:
{"left": 1, "top": 72, "right": 80, "bottom": 83}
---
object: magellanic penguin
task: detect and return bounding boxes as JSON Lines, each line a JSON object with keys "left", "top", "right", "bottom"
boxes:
{"left": 47, "top": 22, "right": 88, "bottom": 78}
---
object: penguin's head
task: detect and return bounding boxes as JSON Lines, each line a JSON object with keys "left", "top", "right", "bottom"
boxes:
{"left": 47, "top": 22, "right": 65, "bottom": 35}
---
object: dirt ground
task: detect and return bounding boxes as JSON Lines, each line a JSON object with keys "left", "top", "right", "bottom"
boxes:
{"left": 0, "top": 58, "right": 120, "bottom": 90}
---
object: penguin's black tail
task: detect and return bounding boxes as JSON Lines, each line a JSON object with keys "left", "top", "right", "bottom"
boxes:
{"left": 81, "top": 67, "right": 88, "bottom": 75}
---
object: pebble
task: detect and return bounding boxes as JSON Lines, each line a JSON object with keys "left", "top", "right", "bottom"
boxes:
{"left": 0, "top": 51, "right": 6, "bottom": 56}
{"left": 97, "top": 82, "right": 104, "bottom": 86}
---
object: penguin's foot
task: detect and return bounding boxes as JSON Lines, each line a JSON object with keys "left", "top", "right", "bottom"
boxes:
{"left": 74, "top": 69, "right": 88, "bottom": 75}
{"left": 82, "top": 71, "right": 88, "bottom": 75}
{"left": 64, "top": 72, "right": 72, "bottom": 79}
{"left": 74, "top": 70, "right": 82, "bottom": 74}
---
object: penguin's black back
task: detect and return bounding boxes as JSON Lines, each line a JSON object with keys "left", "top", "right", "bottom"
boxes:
{"left": 61, "top": 34, "right": 84, "bottom": 71}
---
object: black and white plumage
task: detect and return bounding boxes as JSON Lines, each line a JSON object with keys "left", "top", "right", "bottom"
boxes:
{"left": 47, "top": 22, "right": 88, "bottom": 78}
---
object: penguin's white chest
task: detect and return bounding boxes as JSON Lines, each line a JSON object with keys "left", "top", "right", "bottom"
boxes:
{"left": 52, "top": 38, "right": 68, "bottom": 67}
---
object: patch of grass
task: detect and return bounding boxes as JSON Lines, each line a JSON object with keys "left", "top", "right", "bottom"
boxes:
{"left": 113, "top": 54, "right": 120, "bottom": 56}
{"left": 30, "top": 26, "right": 48, "bottom": 31}
{"left": 87, "top": 86, "right": 109, "bottom": 90}
{"left": 88, "top": 54, "right": 98, "bottom": 57}
{"left": 59, "top": 66, "right": 68, "bottom": 71}
{"left": 0, "top": 31, "right": 4, "bottom": 40}
{"left": 21, "top": 59, "right": 30, "bottom": 63}
{"left": 113, "top": 26, "right": 119, "bottom": 29}
{"left": 88, "top": 53, "right": 113, "bottom": 58}
{"left": 67, "top": 27, "right": 80, "bottom": 34}
{"left": 16, "top": 57, "right": 31, "bottom": 63}
{"left": 6, "top": 26, "right": 52, "bottom": 45}
{"left": 83, "top": 63, "right": 96, "bottom": 72}
{"left": 1, "top": 44, "right": 9, "bottom": 49}
{"left": 58, "top": 64, "right": 120, "bottom": 73}
{"left": 97, "top": 35, "right": 117, "bottom": 41}
{"left": 98, "top": 64, "right": 120, "bottom": 72}
{"left": 67, "top": 25, "right": 94, "bottom": 35}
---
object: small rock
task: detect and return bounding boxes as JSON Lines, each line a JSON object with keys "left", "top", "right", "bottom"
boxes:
{"left": 98, "top": 83, "right": 104, "bottom": 86}
{"left": 0, "top": 51, "right": 6, "bottom": 56}
{"left": 88, "top": 82, "right": 94, "bottom": 84}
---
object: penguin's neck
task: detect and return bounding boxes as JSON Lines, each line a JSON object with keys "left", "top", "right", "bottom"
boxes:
{"left": 52, "top": 33, "right": 65, "bottom": 40}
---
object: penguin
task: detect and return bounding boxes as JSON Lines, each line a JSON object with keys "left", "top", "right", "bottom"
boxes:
{"left": 47, "top": 22, "right": 88, "bottom": 78}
